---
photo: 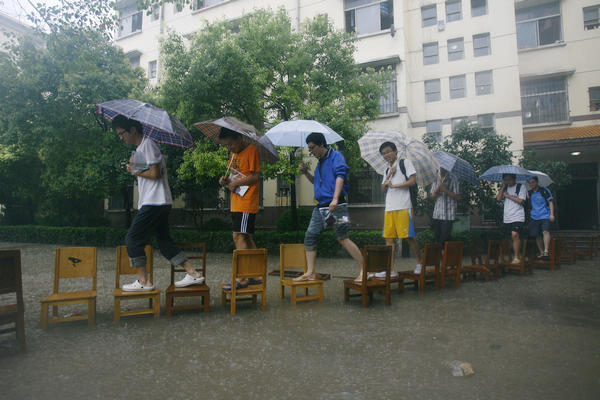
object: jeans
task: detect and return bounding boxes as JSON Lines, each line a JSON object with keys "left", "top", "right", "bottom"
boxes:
{"left": 125, "top": 205, "right": 188, "bottom": 267}
{"left": 304, "top": 204, "right": 350, "bottom": 251}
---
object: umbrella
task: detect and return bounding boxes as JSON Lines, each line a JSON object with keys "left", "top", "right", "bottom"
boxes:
{"left": 264, "top": 120, "right": 344, "bottom": 148}
{"left": 193, "top": 116, "right": 279, "bottom": 163}
{"left": 432, "top": 151, "right": 479, "bottom": 185}
{"left": 527, "top": 170, "right": 554, "bottom": 187}
{"left": 358, "top": 130, "right": 439, "bottom": 186}
{"left": 96, "top": 99, "right": 194, "bottom": 148}
{"left": 479, "top": 165, "right": 534, "bottom": 182}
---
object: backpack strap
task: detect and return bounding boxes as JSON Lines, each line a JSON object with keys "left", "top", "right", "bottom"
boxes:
{"left": 399, "top": 159, "right": 409, "bottom": 181}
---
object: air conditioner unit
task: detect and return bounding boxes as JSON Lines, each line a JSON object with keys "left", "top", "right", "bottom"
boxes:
{"left": 438, "top": 20, "right": 446, "bottom": 31}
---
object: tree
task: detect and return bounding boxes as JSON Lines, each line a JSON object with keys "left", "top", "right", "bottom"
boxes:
{"left": 424, "top": 121, "right": 513, "bottom": 225}
{"left": 0, "top": 1, "right": 146, "bottom": 225}
{"left": 157, "top": 8, "right": 387, "bottom": 230}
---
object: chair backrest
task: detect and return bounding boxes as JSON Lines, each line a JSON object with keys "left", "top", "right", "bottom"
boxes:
{"left": 171, "top": 243, "right": 207, "bottom": 285}
{"left": 280, "top": 244, "right": 307, "bottom": 278}
{"left": 442, "top": 241, "right": 464, "bottom": 269}
{"left": 469, "top": 240, "right": 484, "bottom": 265}
{"left": 0, "top": 250, "right": 22, "bottom": 299}
{"left": 233, "top": 249, "right": 268, "bottom": 279}
{"left": 115, "top": 245, "right": 153, "bottom": 288}
{"left": 422, "top": 243, "right": 442, "bottom": 269}
{"left": 54, "top": 247, "right": 97, "bottom": 293}
{"left": 486, "top": 240, "right": 501, "bottom": 267}
{"left": 361, "top": 245, "right": 393, "bottom": 274}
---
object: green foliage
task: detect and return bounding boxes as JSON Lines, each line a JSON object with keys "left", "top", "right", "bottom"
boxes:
{"left": 519, "top": 150, "right": 571, "bottom": 192}
{"left": 276, "top": 207, "right": 314, "bottom": 232}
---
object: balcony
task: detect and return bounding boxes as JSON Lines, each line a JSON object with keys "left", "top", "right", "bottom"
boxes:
{"left": 118, "top": 11, "right": 142, "bottom": 39}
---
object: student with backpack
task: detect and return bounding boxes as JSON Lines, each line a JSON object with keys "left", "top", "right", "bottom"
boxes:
{"left": 496, "top": 173, "right": 527, "bottom": 264}
{"left": 528, "top": 176, "right": 555, "bottom": 259}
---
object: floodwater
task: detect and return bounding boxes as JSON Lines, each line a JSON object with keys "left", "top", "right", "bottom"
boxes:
{"left": 0, "top": 242, "right": 599, "bottom": 400}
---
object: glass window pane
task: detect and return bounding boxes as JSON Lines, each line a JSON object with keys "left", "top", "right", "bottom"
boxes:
{"left": 517, "top": 21, "right": 537, "bottom": 49}
{"left": 423, "top": 42, "right": 439, "bottom": 65}
{"left": 475, "top": 71, "right": 493, "bottom": 95}
{"left": 450, "top": 75, "right": 466, "bottom": 99}
{"left": 345, "top": 10, "right": 355, "bottom": 33}
{"left": 451, "top": 117, "right": 468, "bottom": 130}
{"left": 471, "top": 0, "right": 487, "bottom": 17}
{"left": 473, "top": 33, "right": 490, "bottom": 56}
{"left": 426, "top": 120, "right": 442, "bottom": 133}
{"left": 425, "top": 79, "right": 441, "bottom": 102}
{"left": 447, "top": 38, "right": 464, "bottom": 61}
{"left": 477, "top": 113, "right": 494, "bottom": 128}
{"left": 539, "top": 16, "right": 562, "bottom": 45}
{"left": 380, "top": 1, "right": 394, "bottom": 30}
{"left": 422, "top": 5, "right": 437, "bottom": 27}
{"left": 516, "top": 2, "right": 560, "bottom": 22}
{"left": 344, "top": 0, "right": 377, "bottom": 9}
{"left": 355, "top": 4, "right": 381, "bottom": 35}
{"left": 590, "top": 87, "right": 600, "bottom": 111}
{"left": 446, "top": 0, "right": 462, "bottom": 21}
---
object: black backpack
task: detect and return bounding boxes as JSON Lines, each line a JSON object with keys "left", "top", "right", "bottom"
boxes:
{"left": 399, "top": 159, "right": 418, "bottom": 210}
{"left": 514, "top": 183, "right": 530, "bottom": 215}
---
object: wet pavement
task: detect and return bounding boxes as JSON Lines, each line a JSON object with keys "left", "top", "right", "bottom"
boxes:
{"left": 1, "top": 242, "right": 599, "bottom": 400}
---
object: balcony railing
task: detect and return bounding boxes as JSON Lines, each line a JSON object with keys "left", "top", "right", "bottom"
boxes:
{"left": 118, "top": 11, "right": 143, "bottom": 38}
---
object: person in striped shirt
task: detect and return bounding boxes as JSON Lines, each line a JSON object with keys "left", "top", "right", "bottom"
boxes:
{"left": 430, "top": 168, "right": 461, "bottom": 247}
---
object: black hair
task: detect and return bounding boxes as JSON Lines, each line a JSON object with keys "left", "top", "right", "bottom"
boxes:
{"left": 218, "top": 127, "right": 242, "bottom": 140}
{"left": 379, "top": 141, "right": 397, "bottom": 153}
{"left": 305, "top": 132, "right": 327, "bottom": 147}
{"left": 502, "top": 173, "right": 516, "bottom": 180}
{"left": 112, "top": 114, "right": 143, "bottom": 136}
{"left": 529, "top": 176, "right": 539, "bottom": 182}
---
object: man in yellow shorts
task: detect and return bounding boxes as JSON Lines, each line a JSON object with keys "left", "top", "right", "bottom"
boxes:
{"left": 378, "top": 142, "right": 422, "bottom": 277}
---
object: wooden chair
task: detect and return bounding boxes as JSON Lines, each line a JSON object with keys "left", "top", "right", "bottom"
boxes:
{"left": 165, "top": 243, "right": 210, "bottom": 316}
{"left": 344, "top": 245, "right": 393, "bottom": 307}
{"left": 462, "top": 240, "right": 501, "bottom": 281}
{"left": 40, "top": 247, "right": 97, "bottom": 329}
{"left": 529, "top": 238, "right": 561, "bottom": 272}
{"left": 114, "top": 245, "right": 160, "bottom": 322}
{"left": 0, "top": 250, "right": 25, "bottom": 352}
{"left": 396, "top": 243, "right": 442, "bottom": 293}
{"left": 440, "top": 241, "right": 464, "bottom": 289}
{"left": 593, "top": 234, "right": 600, "bottom": 259}
{"left": 556, "top": 237, "right": 575, "bottom": 265}
{"left": 221, "top": 249, "right": 268, "bottom": 316}
{"left": 279, "top": 244, "right": 323, "bottom": 305}
{"left": 500, "top": 239, "right": 533, "bottom": 276}
{"left": 573, "top": 237, "right": 594, "bottom": 261}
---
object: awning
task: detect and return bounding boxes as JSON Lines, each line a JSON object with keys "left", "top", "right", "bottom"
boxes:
{"left": 524, "top": 125, "right": 600, "bottom": 144}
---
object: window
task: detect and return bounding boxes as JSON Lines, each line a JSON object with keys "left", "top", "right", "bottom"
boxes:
{"left": 423, "top": 42, "right": 439, "bottom": 65}
{"left": 473, "top": 33, "right": 491, "bottom": 57}
{"left": 590, "top": 87, "right": 600, "bottom": 111}
{"left": 477, "top": 113, "right": 495, "bottom": 130}
{"left": 348, "top": 169, "right": 385, "bottom": 204}
{"left": 344, "top": 0, "right": 394, "bottom": 35}
{"left": 450, "top": 75, "right": 466, "bottom": 99}
{"left": 475, "top": 70, "right": 493, "bottom": 95}
{"left": 193, "top": 0, "right": 227, "bottom": 10}
{"left": 276, "top": 176, "right": 291, "bottom": 201}
{"left": 516, "top": 2, "right": 562, "bottom": 49}
{"left": 422, "top": 4, "right": 437, "bottom": 27}
{"left": 128, "top": 55, "right": 140, "bottom": 68}
{"left": 471, "top": 0, "right": 487, "bottom": 17}
{"left": 520, "top": 76, "right": 568, "bottom": 124}
{"left": 447, "top": 37, "right": 464, "bottom": 61}
{"left": 174, "top": 1, "right": 183, "bottom": 13}
{"left": 451, "top": 116, "right": 469, "bottom": 131}
{"left": 584, "top": 5, "right": 600, "bottom": 30}
{"left": 425, "top": 79, "right": 441, "bottom": 102}
{"left": 446, "top": 0, "right": 462, "bottom": 22}
{"left": 426, "top": 120, "right": 442, "bottom": 142}
{"left": 118, "top": 10, "right": 142, "bottom": 38}
{"left": 379, "top": 64, "right": 397, "bottom": 114}
{"left": 151, "top": 4, "right": 160, "bottom": 21}
{"left": 148, "top": 60, "right": 157, "bottom": 79}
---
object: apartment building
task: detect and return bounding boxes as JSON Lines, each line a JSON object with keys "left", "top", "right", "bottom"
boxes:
{"left": 113, "top": 0, "right": 600, "bottom": 229}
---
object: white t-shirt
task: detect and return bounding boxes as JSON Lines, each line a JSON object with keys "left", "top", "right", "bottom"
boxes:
{"left": 503, "top": 183, "right": 527, "bottom": 223}
{"left": 382, "top": 158, "right": 417, "bottom": 212}
{"left": 135, "top": 137, "right": 172, "bottom": 208}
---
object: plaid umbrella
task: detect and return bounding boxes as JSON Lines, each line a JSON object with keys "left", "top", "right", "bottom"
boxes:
{"left": 432, "top": 151, "right": 479, "bottom": 185}
{"left": 358, "top": 130, "right": 439, "bottom": 186}
{"left": 96, "top": 99, "right": 194, "bottom": 148}
{"left": 193, "top": 116, "right": 279, "bottom": 163}
{"left": 479, "top": 165, "right": 534, "bottom": 182}
{"left": 527, "top": 170, "right": 553, "bottom": 186}
{"left": 264, "top": 120, "right": 344, "bottom": 148}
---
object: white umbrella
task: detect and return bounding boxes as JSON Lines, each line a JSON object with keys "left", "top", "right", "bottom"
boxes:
{"left": 527, "top": 170, "right": 554, "bottom": 187}
{"left": 264, "top": 120, "right": 344, "bottom": 148}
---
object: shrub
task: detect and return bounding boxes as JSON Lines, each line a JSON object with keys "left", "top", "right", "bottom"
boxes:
{"left": 275, "top": 207, "right": 314, "bottom": 232}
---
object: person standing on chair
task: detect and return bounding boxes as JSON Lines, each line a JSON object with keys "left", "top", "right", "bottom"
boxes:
{"left": 218, "top": 128, "right": 262, "bottom": 289}
{"left": 430, "top": 167, "right": 461, "bottom": 247}
{"left": 296, "top": 132, "right": 364, "bottom": 282}
{"left": 379, "top": 142, "right": 422, "bottom": 277}
{"left": 496, "top": 173, "right": 527, "bottom": 264}
{"left": 528, "top": 176, "right": 555, "bottom": 259}
{"left": 113, "top": 115, "right": 204, "bottom": 291}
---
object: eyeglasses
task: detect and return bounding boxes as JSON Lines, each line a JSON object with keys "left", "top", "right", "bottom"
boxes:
{"left": 116, "top": 129, "right": 126, "bottom": 137}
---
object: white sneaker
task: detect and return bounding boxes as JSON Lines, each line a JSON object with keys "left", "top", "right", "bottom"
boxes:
{"left": 175, "top": 274, "right": 205, "bottom": 288}
{"left": 122, "top": 279, "right": 154, "bottom": 291}
{"left": 413, "top": 264, "right": 422, "bottom": 274}
{"left": 375, "top": 271, "right": 399, "bottom": 278}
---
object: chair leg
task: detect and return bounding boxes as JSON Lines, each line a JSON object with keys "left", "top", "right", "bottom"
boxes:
{"left": 114, "top": 298, "right": 120, "bottom": 323}
{"left": 166, "top": 294, "right": 172, "bottom": 317}
{"left": 52, "top": 305, "right": 58, "bottom": 318}
{"left": 385, "top": 287, "right": 391, "bottom": 306}
{"left": 261, "top": 290, "right": 266, "bottom": 311}
{"left": 88, "top": 299, "right": 95, "bottom": 328}
{"left": 17, "top": 310, "right": 25, "bottom": 352}
{"left": 398, "top": 279, "right": 405, "bottom": 293}
{"left": 41, "top": 303, "right": 48, "bottom": 329}
{"left": 153, "top": 294, "right": 160, "bottom": 318}
{"left": 344, "top": 287, "right": 349, "bottom": 302}
{"left": 419, "top": 277, "right": 425, "bottom": 293}
{"left": 148, "top": 298, "right": 153, "bottom": 309}
{"left": 318, "top": 284, "right": 324, "bottom": 303}
{"left": 305, "top": 288, "right": 309, "bottom": 296}
{"left": 221, "top": 290, "right": 226, "bottom": 306}
{"left": 280, "top": 284, "right": 284, "bottom": 299}
{"left": 440, "top": 269, "right": 445, "bottom": 289}
{"left": 291, "top": 287, "right": 297, "bottom": 306}
{"left": 204, "top": 294, "right": 210, "bottom": 314}
{"left": 361, "top": 292, "right": 369, "bottom": 308}
{"left": 230, "top": 294, "right": 236, "bottom": 316}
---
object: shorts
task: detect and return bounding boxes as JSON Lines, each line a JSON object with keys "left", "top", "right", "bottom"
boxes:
{"left": 231, "top": 212, "right": 256, "bottom": 234}
{"left": 304, "top": 204, "right": 350, "bottom": 251}
{"left": 503, "top": 222, "right": 524, "bottom": 237}
{"left": 383, "top": 209, "right": 415, "bottom": 239}
{"left": 529, "top": 219, "right": 550, "bottom": 237}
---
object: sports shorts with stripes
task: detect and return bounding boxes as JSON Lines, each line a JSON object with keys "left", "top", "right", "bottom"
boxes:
{"left": 231, "top": 212, "right": 256, "bottom": 234}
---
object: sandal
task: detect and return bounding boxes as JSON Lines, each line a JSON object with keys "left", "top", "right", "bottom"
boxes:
{"left": 293, "top": 274, "right": 316, "bottom": 282}
{"left": 223, "top": 281, "right": 248, "bottom": 290}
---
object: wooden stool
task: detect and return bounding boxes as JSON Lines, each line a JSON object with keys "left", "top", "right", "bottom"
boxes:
{"left": 279, "top": 244, "right": 324, "bottom": 305}
{"left": 221, "top": 249, "right": 268, "bottom": 316}
{"left": 0, "top": 250, "right": 26, "bottom": 351}
{"left": 165, "top": 243, "right": 210, "bottom": 316}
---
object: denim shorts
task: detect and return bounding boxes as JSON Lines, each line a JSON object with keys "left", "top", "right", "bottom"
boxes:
{"left": 304, "top": 204, "right": 350, "bottom": 251}
{"left": 529, "top": 219, "right": 550, "bottom": 237}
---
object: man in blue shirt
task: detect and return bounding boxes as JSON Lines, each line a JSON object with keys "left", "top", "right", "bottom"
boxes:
{"left": 528, "top": 176, "right": 555, "bottom": 259}
{"left": 296, "top": 132, "right": 364, "bottom": 282}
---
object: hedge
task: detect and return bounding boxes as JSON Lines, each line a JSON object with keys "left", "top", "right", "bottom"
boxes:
{"left": 0, "top": 225, "right": 503, "bottom": 258}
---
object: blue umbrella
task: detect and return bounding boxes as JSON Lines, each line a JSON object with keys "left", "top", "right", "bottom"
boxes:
{"left": 96, "top": 99, "right": 194, "bottom": 149}
{"left": 479, "top": 165, "right": 534, "bottom": 182}
{"left": 432, "top": 151, "right": 478, "bottom": 185}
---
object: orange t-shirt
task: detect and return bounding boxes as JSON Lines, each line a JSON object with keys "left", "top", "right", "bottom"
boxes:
{"left": 228, "top": 144, "right": 261, "bottom": 214}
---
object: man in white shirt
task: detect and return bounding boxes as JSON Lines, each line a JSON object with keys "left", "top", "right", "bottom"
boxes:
{"left": 113, "top": 115, "right": 204, "bottom": 291}
{"left": 378, "top": 142, "right": 422, "bottom": 277}
{"left": 496, "top": 173, "right": 527, "bottom": 264}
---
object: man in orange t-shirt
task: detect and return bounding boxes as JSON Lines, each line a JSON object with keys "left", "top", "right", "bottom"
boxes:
{"left": 218, "top": 128, "right": 261, "bottom": 251}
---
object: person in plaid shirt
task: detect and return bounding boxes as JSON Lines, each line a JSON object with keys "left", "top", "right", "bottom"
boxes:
{"left": 430, "top": 168, "right": 461, "bottom": 246}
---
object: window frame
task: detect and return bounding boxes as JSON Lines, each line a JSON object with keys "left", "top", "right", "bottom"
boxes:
{"left": 445, "top": 0, "right": 462, "bottom": 22}
{"left": 583, "top": 5, "right": 600, "bottom": 30}
{"left": 426, "top": 120, "right": 443, "bottom": 143}
{"left": 451, "top": 116, "right": 469, "bottom": 131}
{"left": 421, "top": 4, "right": 437, "bottom": 27}
{"left": 516, "top": 2, "right": 563, "bottom": 49}
{"left": 447, "top": 37, "right": 464, "bottom": 61}
{"left": 520, "top": 76, "right": 569, "bottom": 125}
{"left": 450, "top": 74, "right": 467, "bottom": 99}
{"left": 475, "top": 70, "right": 493, "bottom": 96}
{"left": 148, "top": 60, "right": 158, "bottom": 79}
{"left": 151, "top": 4, "right": 160, "bottom": 21}
{"left": 473, "top": 33, "right": 491, "bottom": 57}
{"left": 477, "top": 113, "right": 495, "bottom": 130}
{"left": 423, "top": 42, "right": 439, "bottom": 65}
{"left": 425, "top": 79, "right": 441, "bottom": 102}
{"left": 344, "top": 0, "right": 394, "bottom": 35}
{"left": 471, "top": 0, "right": 487, "bottom": 17}
{"left": 590, "top": 87, "right": 600, "bottom": 111}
